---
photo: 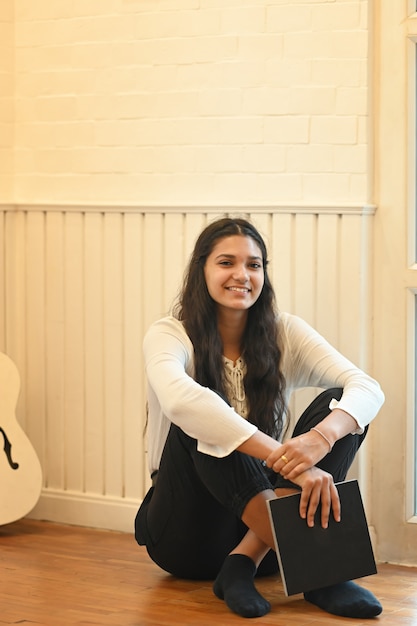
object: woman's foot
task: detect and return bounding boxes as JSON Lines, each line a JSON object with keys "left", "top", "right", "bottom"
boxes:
{"left": 213, "top": 554, "right": 271, "bottom": 618}
{"left": 304, "top": 580, "right": 383, "bottom": 618}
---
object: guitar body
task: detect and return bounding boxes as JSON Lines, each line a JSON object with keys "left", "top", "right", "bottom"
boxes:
{"left": 0, "top": 352, "right": 42, "bottom": 525}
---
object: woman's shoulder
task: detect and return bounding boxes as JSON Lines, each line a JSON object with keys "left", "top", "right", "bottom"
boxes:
{"left": 278, "top": 311, "right": 315, "bottom": 332}
{"left": 145, "top": 315, "right": 187, "bottom": 337}
{"left": 144, "top": 316, "right": 192, "bottom": 348}
{"left": 276, "top": 311, "right": 319, "bottom": 349}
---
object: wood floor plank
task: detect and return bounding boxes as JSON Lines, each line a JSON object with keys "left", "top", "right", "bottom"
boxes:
{"left": 0, "top": 519, "right": 416, "bottom": 625}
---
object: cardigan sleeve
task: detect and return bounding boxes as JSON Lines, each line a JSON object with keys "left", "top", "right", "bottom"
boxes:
{"left": 279, "top": 313, "right": 385, "bottom": 432}
{"left": 143, "top": 317, "right": 257, "bottom": 460}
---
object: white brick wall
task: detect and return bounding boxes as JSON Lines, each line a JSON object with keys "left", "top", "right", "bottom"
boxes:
{"left": 0, "top": 0, "right": 14, "bottom": 201}
{"left": 12, "top": 0, "right": 369, "bottom": 204}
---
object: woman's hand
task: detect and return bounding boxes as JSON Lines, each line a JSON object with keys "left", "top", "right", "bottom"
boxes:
{"left": 265, "top": 431, "right": 340, "bottom": 528}
{"left": 290, "top": 465, "right": 340, "bottom": 529}
{"left": 265, "top": 430, "right": 331, "bottom": 480}
{"left": 237, "top": 429, "right": 340, "bottom": 528}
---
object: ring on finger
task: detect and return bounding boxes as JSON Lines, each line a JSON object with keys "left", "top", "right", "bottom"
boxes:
{"left": 281, "top": 455, "right": 289, "bottom": 464}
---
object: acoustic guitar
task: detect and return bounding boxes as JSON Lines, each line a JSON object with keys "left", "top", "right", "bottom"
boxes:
{"left": 0, "top": 352, "right": 42, "bottom": 525}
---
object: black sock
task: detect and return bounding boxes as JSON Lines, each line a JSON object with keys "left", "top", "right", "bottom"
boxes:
{"left": 304, "top": 580, "right": 383, "bottom": 618}
{"left": 213, "top": 554, "right": 271, "bottom": 618}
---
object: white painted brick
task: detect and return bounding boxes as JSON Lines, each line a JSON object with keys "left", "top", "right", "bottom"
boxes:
{"left": 10, "top": 0, "right": 373, "bottom": 206}
{"left": 91, "top": 66, "right": 179, "bottom": 94}
{"left": 265, "top": 59, "right": 311, "bottom": 87}
{"left": 77, "top": 92, "right": 201, "bottom": 120}
{"left": 221, "top": 7, "right": 266, "bottom": 34}
{"left": 285, "top": 30, "right": 367, "bottom": 61}
{"left": 243, "top": 87, "right": 290, "bottom": 115}
{"left": 349, "top": 173, "right": 367, "bottom": 200}
{"left": 336, "top": 87, "right": 367, "bottom": 115}
{"left": 357, "top": 116, "right": 367, "bottom": 143}
{"left": 146, "top": 173, "right": 215, "bottom": 204}
{"left": 201, "top": 0, "right": 266, "bottom": 7}
{"left": 0, "top": 21, "right": 13, "bottom": 51}
{"left": 302, "top": 173, "right": 350, "bottom": 201}
{"left": 34, "top": 149, "right": 76, "bottom": 174}
{"left": 74, "top": 147, "right": 155, "bottom": 174}
{"left": 14, "top": 148, "right": 35, "bottom": 171}
{"left": 152, "top": 146, "right": 197, "bottom": 173}
{"left": 213, "top": 173, "right": 258, "bottom": 201}
{"left": 283, "top": 32, "right": 316, "bottom": 59}
{"left": 14, "top": 173, "right": 92, "bottom": 204}
{"left": 287, "top": 145, "right": 334, "bottom": 173}
{"left": 0, "top": 0, "right": 13, "bottom": 20}
{"left": 178, "top": 60, "right": 266, "bottom": 92}
{"left": 0, "top": 147, "right": 13, "bottom": 169}
{"left": 157, "top": 0, "right": 200, "bottom": 10}
{"left": 34, "top": 96, "right": 78, "bottom": 122}
{"left": 94, "top": 117, "right": 263, "bottom": 146}
{"left": 311, "top": 3, "right": 361, "bottom": 31}
{"left": 310, "top": 116, "right": 357, "bottom": 144}
{"left": 15, "top": 98, "right": 36, "bottom": 123}
{"left": 0, "top": 71, "right": 13, "bottom": 95}
{"left": 253, "top": 173, "right": 303, "bottom": 202}
{"left": 16, "top": 19, "right": 72, "bottom": 47}
{"left": 16, "top": 70, "right": 98, "bottom": 97}
{"left": 267, "top": 5, "right": 312, "bottom": 32}
{"left": 115, "top": 0, "right": 157, "bottom": 14}
{"left": 238, "top": 34, "right": 283, "bottom": 60}
{"left": 16, "top": 45, "right": 74, "bottom": 72}
{"left": 198, "top": 89, "right": 242, "bottom": 116}
{"left": 135, "top": 9, "right": 220, "bottom": 39}
{"left": 133, "top": 35, "right": 237, "bottom": 65}
{"left": 189, "top": 145, "right": 245, "bottom": 173}
{"left": 71, "top": 43, "right": 118, "bottom": 69}
{"left": 289, "top": 87, "right": 336, "bottom": 115}
{"left": 176, "top": 64, "right": 218, "bottom": 89}
{"left": 16, "top": 121, "right": 94, "bottom": 148}
{"left": 0, "top": 98, "right": 13, "bottom": 122}
{"left": 334, "top": 144, "right": 367, "bottom": 173}
{"left": 0, "top": 123, "right": 13, "bottom": 147}
{"left": 0, "top": 166, "right": 13, "bottom": 196}
{"left": 55, "top": 15, "right": 137, "bottom": 43}
{"left": 311, "top": 59, "right": 362, "bottom": 88}
{"left": 242, "top": 145, "right": 286, "bottom": 172}
{"left": 329, "top": 31, "right": 368, "bottom": 59}
{"left": 16, "top": 0, "right": 116, "bottom": 20}
{"left": 264, "top": 116, "right": 309, "bottom": 144}
{"left": 359, "top": 2, "right": 368, "bottom": 29}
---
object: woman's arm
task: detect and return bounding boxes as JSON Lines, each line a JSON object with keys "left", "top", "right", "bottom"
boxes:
{"left": 265, "top": 408, "right": 358, "bottom": 480}
{"left": 238, "top": 430, "right": 341, "bottom": 529}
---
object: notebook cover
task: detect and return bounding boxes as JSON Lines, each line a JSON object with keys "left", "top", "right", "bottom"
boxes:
{"left": 267, "top": 479, "right": 377, "bottom": 596}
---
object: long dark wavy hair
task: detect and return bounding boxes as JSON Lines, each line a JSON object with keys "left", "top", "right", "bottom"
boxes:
{"left": 172, "top": 217, "right": 288, "bottom": 440}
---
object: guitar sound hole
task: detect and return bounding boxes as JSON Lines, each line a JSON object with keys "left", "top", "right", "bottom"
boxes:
{"left": 0, "top": 427, "right": 19, "bottom": 470}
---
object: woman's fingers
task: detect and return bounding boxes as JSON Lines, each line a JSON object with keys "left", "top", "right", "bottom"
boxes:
{"left": 296, "top": 470, "right": 340, "bottom": 529}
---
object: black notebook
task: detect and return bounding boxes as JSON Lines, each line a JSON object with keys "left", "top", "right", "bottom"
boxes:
{"left": 267, "top": 479, "right": 377, "bottom": 596}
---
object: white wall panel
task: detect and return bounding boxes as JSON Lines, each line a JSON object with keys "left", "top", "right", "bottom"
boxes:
{"left": 1, "top": 204, "right": 374, "bottom": 531}
{"left": 0, "top": 211, "right": 5, "bottom": 351}
{"left": 45, "top": 211, "right": 65, "bottom": 490}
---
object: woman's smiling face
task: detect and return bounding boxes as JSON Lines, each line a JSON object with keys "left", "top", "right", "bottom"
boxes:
{"left": 203, "top": 235, "right": 265, "bottom": 313}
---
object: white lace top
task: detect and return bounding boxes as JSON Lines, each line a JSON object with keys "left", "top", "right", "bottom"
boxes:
{"left": 223, "top": 356, "right": 247, "bottom": 418}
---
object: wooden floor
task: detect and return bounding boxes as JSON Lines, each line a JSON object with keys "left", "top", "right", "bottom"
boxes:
{"left": 1, "top": 520, "right": 416, "bottom": 626}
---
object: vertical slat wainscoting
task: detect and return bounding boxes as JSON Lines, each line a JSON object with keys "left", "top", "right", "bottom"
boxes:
{"left": 3, "top": 207, "right": 374, "bottom": 532}
{"left": 0, "top": 210, "right": 5, "bottom": 351}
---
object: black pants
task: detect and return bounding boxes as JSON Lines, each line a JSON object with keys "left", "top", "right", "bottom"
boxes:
{"left": 135, "top": 388, "right": 367, "bottom": 580}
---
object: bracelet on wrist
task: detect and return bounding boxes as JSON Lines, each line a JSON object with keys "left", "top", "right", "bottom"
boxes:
{"left": 310, "top": 426, "right": 333, "bottom": 453}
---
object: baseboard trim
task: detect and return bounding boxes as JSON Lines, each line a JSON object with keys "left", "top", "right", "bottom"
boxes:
{"left": 27, "top": 488, "right": 141, "bottom": 533}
